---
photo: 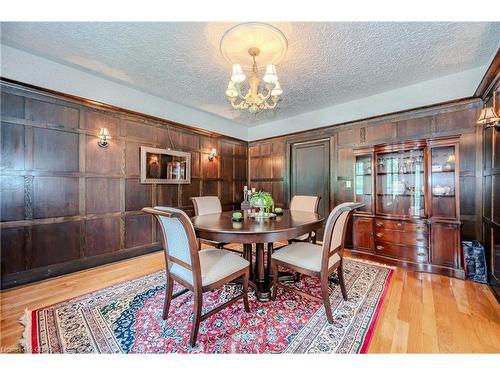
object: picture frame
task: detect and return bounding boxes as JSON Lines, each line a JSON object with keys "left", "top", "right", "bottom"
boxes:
{"left": 140, "top": 146, "right": 191, "bottom": 184}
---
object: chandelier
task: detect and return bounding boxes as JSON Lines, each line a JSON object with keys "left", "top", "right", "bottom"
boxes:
{"left": 220, "top": 22, "right": 287, "bottom": 114}
{"left": 225, "top": 47, "right": 282, "bottom": 113}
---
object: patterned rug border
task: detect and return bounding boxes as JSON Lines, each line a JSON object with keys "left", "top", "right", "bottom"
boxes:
{"left": 19, "top": 256, "right": 395, "bottom": 354}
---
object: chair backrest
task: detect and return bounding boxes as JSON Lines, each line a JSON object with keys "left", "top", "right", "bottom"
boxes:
{"left": 192, "top": 196, "right": 222, "bottom": 216}
{"left": 142, "top": 206, "right": 202, "bottom": 287}
{"left": 290, "top": 195, "right": 321, "bottom": 213}
{"left": 320, "top": 202, "right": 364, "bottom": 271}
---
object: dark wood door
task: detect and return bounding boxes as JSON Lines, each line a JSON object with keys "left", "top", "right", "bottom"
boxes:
{"left": 290, "top": 139, "right": 330, "bottom": 230}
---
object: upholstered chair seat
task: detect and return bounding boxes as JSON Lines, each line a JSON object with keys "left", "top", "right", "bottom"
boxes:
{"left": 293, "top": 233, "right": 310, "bottom": 241}
{"left": 171, "top": 248, "right": 249, "bottom": 287}
{"left": 272, "top": 242, "right": 340, "bottom": 273}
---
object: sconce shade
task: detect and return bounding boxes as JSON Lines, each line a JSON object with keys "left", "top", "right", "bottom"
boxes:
{"left": 208, "top": 148, "right": 217, "bottom": 161}
{"left": 263, "top": 64, "right": 278, "bottom": 84}
{"left": 225, "top": 81, "right": 238, "bottom": 98}
{"left": 231, "top": 64, "right": 246, "bottom": 83}
{"left": 99, "top": 128, "right": 111, "bottom": 138}
{"left": 271, "top": 81, "right": 283, "bottom": 96}
{"left": 97, "top": 127, "right": 111, "bottom": 148}
{"left": 477, "top": 106, "right": 500, "bottom": 125}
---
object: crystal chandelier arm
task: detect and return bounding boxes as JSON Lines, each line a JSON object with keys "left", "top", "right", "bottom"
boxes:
{"left": 234, "top": 82, "right": 248, "bottom": 100}
{"left": 262, "top": 95, "right": 280, "bottom": 109}
{"left": 264, "top": 99, "right": 278, "bottom": 109}
{"left": 261, "top": 82, "right": 276, "bottom": 100}
{"left": 230, "top": 97, "right": 246, "bottom": 110}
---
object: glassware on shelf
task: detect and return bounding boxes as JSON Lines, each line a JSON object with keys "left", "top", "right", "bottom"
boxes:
{"left": 430, "top": 145, "right": 457, "bottom": 218}
{"left": 376, "top": 149, "right": 425, "bottom": 217}
{"left": 354, "top": 154, "right": 373, "bottom": 213}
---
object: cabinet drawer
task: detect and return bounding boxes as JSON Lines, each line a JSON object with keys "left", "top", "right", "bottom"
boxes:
{"left": 375, "top": 241, "right": 428, "bottom": 263}
{"left": 375, "top": 219, "right": 427, "bottom": 233}
{"left": 374, "top": 228, "right": 428, "bottom": 247}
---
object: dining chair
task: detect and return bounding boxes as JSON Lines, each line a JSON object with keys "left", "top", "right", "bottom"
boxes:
{"left": 142, "top": 206, "right": 251, "bottom": 347}
{"left": 191, "top": 196, "right": 227, "bottom": 250}
{"left": 270, "top": 202, "right": 362, "bottom": 324}
{"left": 289, "top": 195, "right": 321, "bottom": 243}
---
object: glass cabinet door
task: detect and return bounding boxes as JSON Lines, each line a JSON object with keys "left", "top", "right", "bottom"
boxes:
{"left": 430, "top": 145, "right": 458, "bottom": 219}
{"left": 354, "top": 154, "right": 373, "bottom": 213}
{"left": 375, "top": 149, "right": 425, "bottom": 217}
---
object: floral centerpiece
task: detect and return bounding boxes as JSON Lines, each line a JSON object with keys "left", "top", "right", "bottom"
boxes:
{"left": 249, "top": 191, "right": 274, "bottom": 217}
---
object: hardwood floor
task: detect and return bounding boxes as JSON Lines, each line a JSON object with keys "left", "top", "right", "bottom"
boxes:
{"left": 1, "top": 249, "right": 499, "bottom": 353}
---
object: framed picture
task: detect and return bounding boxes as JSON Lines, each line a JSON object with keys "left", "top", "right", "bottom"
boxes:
{"left": 140, "top": 146, "right": 191, "bottom": 184}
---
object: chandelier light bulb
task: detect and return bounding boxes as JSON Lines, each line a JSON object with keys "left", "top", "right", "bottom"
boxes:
{"left": 263, "top": 64, "right": 278, "bottom": 84}
{"left": 271, "top": 81, "right": 283, "bottom": 96}
{"left": 225, "top": 81, "right": 238, "bottom": 98}
{"left": 231, "top": 64, "right": 246, "bottom": 83}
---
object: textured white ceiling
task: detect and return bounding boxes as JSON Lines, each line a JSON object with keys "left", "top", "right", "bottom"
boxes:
{"left": 1, "top": 22, "right": 499, "bottom": 127}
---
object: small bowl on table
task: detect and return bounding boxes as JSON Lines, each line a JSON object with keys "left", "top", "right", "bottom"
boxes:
{"left": 231, "top": 211, "right": 244, "bottom": 222}
{"left": 274, "top": 207, "right": 284, "bottom": 216}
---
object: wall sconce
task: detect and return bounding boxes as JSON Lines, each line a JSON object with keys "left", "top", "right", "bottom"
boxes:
{"left": 208, "top": 148, "right": 217, "bottom": 161}
{"left": 98, "top": 128, "right": 111, "bottom": 148}
{"left": 477, "top": 90, "right": 500, "bottom": 130}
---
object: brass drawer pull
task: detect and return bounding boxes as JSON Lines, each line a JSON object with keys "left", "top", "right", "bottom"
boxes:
{"left": 397, "top": 222, "right": 403, "bottom": 227}
{"left": 376, "top": 222, "right": 383, "bottom": 227}
{"left": 376, "top": 245, "right": 384, "bottom": 251}
{"left": 376, "top": 233, "right": 384, "bottom": 238}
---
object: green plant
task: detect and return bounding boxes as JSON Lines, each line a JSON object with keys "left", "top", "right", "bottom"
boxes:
{"left": 249, "top": 191, "right": 274, "bottom": 212}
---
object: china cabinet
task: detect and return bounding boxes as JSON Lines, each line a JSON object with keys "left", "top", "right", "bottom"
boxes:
{"left": 352, "top": 137, "right": 464, "bottom": 278}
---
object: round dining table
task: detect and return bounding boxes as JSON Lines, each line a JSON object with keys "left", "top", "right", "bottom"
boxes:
{"left": 191, "top": 210, "right": 324, "bottom": 302}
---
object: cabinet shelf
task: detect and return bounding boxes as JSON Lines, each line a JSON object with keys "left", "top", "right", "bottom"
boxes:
{"left": 377, "top": 171, "right": 424, "bottom": 175}
{"left": 377, "top": 193, "right": 425, "bottom": 196}
{"left": 431, "top": 170, "right": 455, "bottom": 174}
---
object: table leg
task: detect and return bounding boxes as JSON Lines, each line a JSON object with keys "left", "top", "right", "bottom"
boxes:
{"left": 243, "top": 243, "right": 252, "bottom": 269}
{"left": 267, "top": 243, "right": 273, "bottom": 274}
{"left": 254, "top": 243, "right": 271, "bottom": 302}
{"left": 236, "top": 243, "right": 257, "bottom": 294}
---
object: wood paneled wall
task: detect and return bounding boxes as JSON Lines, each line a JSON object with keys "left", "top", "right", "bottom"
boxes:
{"left": 248, "top": 141, "right": 285, "bottom": 207}
{"left": 482, "top": 89, "right": 500, "bottom": 300}
{"left": 249, "top": 99, "right": 483, "bottom": 243}
{"left": 0, "top": 81, "right": 247, "bottom": 288}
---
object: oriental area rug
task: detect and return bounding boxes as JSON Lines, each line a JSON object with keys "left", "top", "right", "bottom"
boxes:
{"left": 20, "top": 258, "right": 393, "bottom": 354}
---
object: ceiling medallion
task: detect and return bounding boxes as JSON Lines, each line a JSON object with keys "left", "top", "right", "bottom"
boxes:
{"left": 220, "top": 23, "right": 288, "bottom": 114}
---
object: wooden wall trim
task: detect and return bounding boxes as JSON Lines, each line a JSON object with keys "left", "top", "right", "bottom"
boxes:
{"left": 1, "top": 243, "right": 162, "bottom": 289}
{"left": 0, "top": 77, "right": 247, "bottom": 143}
{"left": 249, "top": 98, "right": 480, "bottom": 143}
